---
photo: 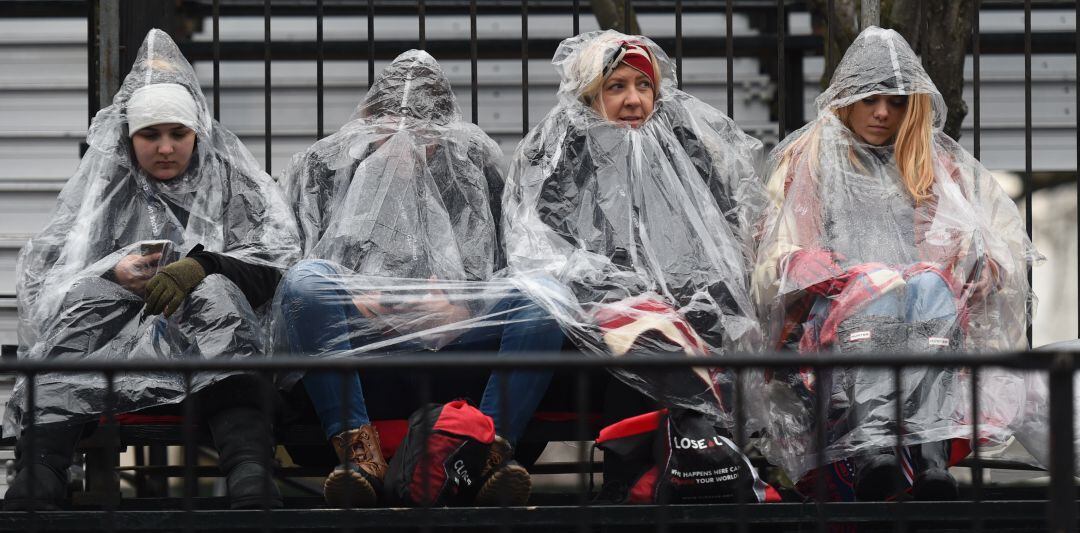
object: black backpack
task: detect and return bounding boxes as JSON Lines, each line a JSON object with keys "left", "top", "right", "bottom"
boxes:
{"left": 384, "top": 400, "right": 495, "bottom": 506}
{"left": 596, "top": 407, "right": 781, "bottom": 503}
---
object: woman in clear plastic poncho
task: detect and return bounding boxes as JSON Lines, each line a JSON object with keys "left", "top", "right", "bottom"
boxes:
{"left": 503, "top": 31, "right": 765, "bottom": 425}
{"left": 4, "top": 30, "right": 300, "bottom": 510}
{"left": 274, "top": 50, "right": 563, "bottom": 508}
{"left": 752, "top": 27, "right": 1037, "bottom": 501}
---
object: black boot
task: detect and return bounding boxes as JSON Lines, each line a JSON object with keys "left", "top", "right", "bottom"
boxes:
{"left": 207, "top": 407, "right": 283, "bottom": 510}
{"left": 853, "top": 451, "right": 904, "bottom": 501}
{"left": 3, "top": 423, "right": 83, "bottom": 511}
{"left": 910, "top": 440, "right": 958, "bottom": 500}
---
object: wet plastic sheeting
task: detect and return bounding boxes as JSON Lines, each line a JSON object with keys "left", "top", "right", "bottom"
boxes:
{"left": 273, "top": 50, "right": 546, "bottom": 384}
{"left": 502, "top": 31, "right": 766, "bottom": 426}
{"left": 752, "top": 27, "right": 1040, "bottom": 480}
{"left": 6, "top": 29, "right": 300, "bottom": 435}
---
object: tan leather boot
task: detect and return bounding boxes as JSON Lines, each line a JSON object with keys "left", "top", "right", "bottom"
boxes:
{"left": 324, "top": 424, "right": 387, "bottom": 508}
{"left": 474, "top": 435, "right": 531, "bottom": 506}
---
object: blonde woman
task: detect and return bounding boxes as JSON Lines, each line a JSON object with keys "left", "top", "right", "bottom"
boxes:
{"left": 753, "top": 27, "right": 1037, "bottom": 502}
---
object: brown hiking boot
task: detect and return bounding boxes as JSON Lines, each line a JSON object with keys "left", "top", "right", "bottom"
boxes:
{"left": 474, "top": 435, "right": 531, "bottom": 506}
{"left": 324, "top": 424, "right": 387, "bottom": 508}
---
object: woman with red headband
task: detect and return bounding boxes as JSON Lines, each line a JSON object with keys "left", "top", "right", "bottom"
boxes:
{"left": 503, "top": 31, "right": 770, "bottom": 503}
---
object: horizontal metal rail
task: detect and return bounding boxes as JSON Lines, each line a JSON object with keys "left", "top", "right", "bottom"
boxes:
{"left": 0, "top": 350, "right": 1067, "bottom": 373}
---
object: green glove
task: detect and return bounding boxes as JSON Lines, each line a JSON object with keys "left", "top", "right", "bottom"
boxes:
{"left": 144, "top": 258, "right": 207, "bottom": 318}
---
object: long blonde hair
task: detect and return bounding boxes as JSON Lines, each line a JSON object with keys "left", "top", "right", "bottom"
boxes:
{"left": 779, "top": 93, "right": 935, "bottom": 202}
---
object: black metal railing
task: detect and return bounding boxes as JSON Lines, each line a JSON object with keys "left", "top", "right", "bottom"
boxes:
{"left": 0, "top": 350, "right": 1076, "bottom": 531}
{"left": 0, "top": 0, "right": 1076, "bottom": 530}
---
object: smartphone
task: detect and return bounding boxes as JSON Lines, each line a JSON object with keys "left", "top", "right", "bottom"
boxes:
{"left": 138, "top": 240, "right": 170, "bottom": 256}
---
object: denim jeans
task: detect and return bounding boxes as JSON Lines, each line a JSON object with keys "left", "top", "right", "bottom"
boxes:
{"left": 807, "top": 269, "right": 958, "bottom": 331}
{"left": 279, "top": 259, "right": 561, "bottom": 442}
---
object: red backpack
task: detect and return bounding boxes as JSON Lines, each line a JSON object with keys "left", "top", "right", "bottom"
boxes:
{"left": 383, "top": 400, "right": 495, "bottom": 506}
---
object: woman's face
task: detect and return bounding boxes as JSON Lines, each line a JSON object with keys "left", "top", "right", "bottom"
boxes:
{"left": 593, "top": 64, "right": 655, "bottom": 128}
{"left": 131, "top": 123, "right": 196, "bottom": 180}
{"left": 847, "top": 94, "right": 908, "bottom": 145}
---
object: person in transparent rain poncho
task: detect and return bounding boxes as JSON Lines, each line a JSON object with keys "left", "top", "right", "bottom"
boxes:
{"left": 752, "top": 27, "right": 1038, "bottom": 502}
{"left": 3, "top": 30, "right": 301, "bottom": 510}
{"left": 273, "top": 50, "right": 564, "bottom": 508}
{"left": 502, "top": 31, "right": 768, "bottom": 502}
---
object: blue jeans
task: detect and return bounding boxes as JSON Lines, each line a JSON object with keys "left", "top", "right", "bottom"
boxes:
{"left": 807, "top": 270, "right": 958, "bottom": 330}
{"left": 279, "top": 259, "right": 561, "bottom": 443}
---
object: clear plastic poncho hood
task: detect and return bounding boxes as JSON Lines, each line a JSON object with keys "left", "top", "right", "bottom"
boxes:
{"left": 751, "top": 27, "right": 1040, "bottom": 479}
{"left": 8, "top": 29, "right": 301, "bottom": 434}
{"left": 273, "top": 50, "right": 525, "bottom": 382}
{"left": 503, "top": 31, "right": 766, "bottom": 425}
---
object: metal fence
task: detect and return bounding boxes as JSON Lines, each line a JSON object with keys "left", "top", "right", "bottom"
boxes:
{"left": 0, "top": 0, "right": 1078, "bottom": 531}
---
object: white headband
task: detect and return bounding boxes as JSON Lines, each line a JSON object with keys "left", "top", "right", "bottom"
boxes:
{"left": 126, "top": 83, "right": 200, "bottom": 137}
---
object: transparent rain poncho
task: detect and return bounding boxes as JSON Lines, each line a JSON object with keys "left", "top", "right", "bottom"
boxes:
{"left": 751, "top": 27, "right": 1039, "bottom": 480}
{"left": 502, "top": 31, "right": 766, "bottom": 424}
{"left": 6, "top": 29, "right": 301, "bottom": 435}
{"left": 272, "top": 50, "right": 538, "bottom": 384}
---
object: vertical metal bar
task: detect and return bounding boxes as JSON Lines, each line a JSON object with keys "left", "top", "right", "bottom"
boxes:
{"left": 213, "top": 0, "right": 221, "bottom": 121}
{"left": 259, "top": 372, "right": 276, "bottom": 526}
{"left": 97, "top": 0, "right": 120, "bottom": 111}
{"left": 654, "top": 372, "right": 669, "bottom": 533}
{"left": 368, "top": 0, "right": 375, "bottom": 88}
{"left": 470, "top": 0, "right": 478, "bottom": 125}
{"left": 675, "top": 0, "right": 683, "bottom": 90}
{"left": 623, "top": 0, "right": 630, "bottom": 34}
{"left": 573, "top": 0, "right": 580, "bottom": 36}
{"left": 25, "top": 373, "right": 38, "bottom": 533}
{"left": 1049, "top": 352, "right": 1077, "bottom": 532}
{"left": 87, "top": 0, "right": 97, "bottom": 128}
{"left": 575, "top": 370, "right": 591, "bottom": 532}
{"left": 826, "top": 0, "right": 834, "bottom": 82}
{"left": 725, "top": 0, "right": 733, "bottom": 117}
{"left": 861, "top": 0, "right": 880, "bottom": 29}
{"left": 418, "top": 0, "right": 426, "bottom": 49}
{"left": 733, "top": 369, "right": 748, "bottom": 533}
{"left": 893, "top": 365, "right": 906, "bottom": 533}
{"left": 417, "top": 372, "right": 433, "bottom": 522}
{"left": 103, "top": 372, "right": 116, "bottom": 531}
{"left": 182, "top": 372, "right": 196, "bottom": 526}
{"left": 777, "top": 0, "right": 786, "bottom": 137}
{"left": 814, "top": 366, "right": 827, "bottom": 533}
{"left": 264, "top": 0, "right": 272, "bottom": 173}
{"left": 972, "top": 0, "right": 980, "bottom": 161}
{"left": 970, "top": 368, "right": 984, "bottom": 533}
{"left": 1024, "top": 0, "right": 1032, "bottom": 347}
{"left": 521, "top": 0, "right": 529, "bottom": 137}
{"left": 316, "top": 0, "right": 324, "bottom": 139}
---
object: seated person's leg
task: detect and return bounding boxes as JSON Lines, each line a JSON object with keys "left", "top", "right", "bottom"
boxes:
{"left": 279, "top": 259, "right": 387, "bottom": 507}
{"left": 901, "top": 270, "right": 961, "bottom": 500}
{"left": 473, "top": 291, "right": 562, "bottom": 444}
{"left": 3, "top": 422, "right": 87, "bottom": 511}
{"left": 832, "top": 270, "right": 907, "bottom": 501}
{"left": 443, "top": 290, "right": 563, "bottom": 506}
{"left": 196, "top": 375, "right": 283, "bottom": 509}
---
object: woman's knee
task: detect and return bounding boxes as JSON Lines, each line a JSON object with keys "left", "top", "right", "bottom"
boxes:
{"left": 280, "top": 259, "right": 341, "bottom": 303}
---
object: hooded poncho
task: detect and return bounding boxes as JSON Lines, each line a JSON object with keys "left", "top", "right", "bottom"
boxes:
{"left": 6, "top": 29, "right": 301, "bottom": 435}
{"left": 502, "top": 31, "right": 766, "bottom": 424}
{"left": 272, "top": 50, "right": 517, "bottom": 377}
{"left": 751, "top": 27, "right": 1039, "bottom": 479}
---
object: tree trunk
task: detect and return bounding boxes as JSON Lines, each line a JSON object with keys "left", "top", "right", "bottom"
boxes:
{"left": 808, "top": 0, "right": 974, "bottom": 140}
{"left": 590, "top": 0, "right": 641, "bottom": 34}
